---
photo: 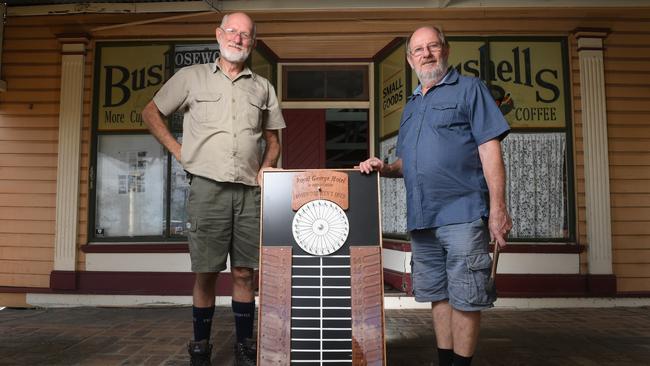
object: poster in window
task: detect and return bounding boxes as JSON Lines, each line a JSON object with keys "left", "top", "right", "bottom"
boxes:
{"left": 95, "top": 135, "right": 166, "bottom": 237}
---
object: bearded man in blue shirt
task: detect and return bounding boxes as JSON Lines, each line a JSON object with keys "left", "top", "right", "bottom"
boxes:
{"left": 359, "top": 25, "right": 512, "bottom": 366}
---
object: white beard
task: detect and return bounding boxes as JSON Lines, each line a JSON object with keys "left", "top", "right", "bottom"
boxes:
{"left": 220, "top": 45, "right": 250, "bottom": 63}
{"left": 415, "top": 59, "right": 448, "bottom": 87}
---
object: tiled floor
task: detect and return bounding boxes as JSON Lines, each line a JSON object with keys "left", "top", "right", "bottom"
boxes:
{"left": 1, "top": 306, "right": 649, "bottom": 365}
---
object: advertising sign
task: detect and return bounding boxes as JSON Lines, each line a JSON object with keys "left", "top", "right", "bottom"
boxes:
{"left": 378, "top": 43, "right": 407, "bottom": 138}
{"left": 449, "top": 39, "right": 568, "bottom": 128}
{"left": 97, "top": 44, "right": 170, "bottom": 131}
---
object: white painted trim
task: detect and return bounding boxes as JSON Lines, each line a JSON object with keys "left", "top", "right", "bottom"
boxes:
{"left": 382, "top": 249, "right": 580, "bottom": 274}
{"left": 25, "top": 293, "right": 650, "bottom": 309}
{"left": 9, "top": 1, "right": 650, "bottom": 16}
{"left": 577, "top": 34, "right": 614, "bottom": 275}
{"left": 382, "top": 248, "right": 411, "bottom": 273}
{"left": 53, "top": 40, "right": 87, "bottom": 271}
{"left": 497, "top": 253, "right": 579, "bottom": 274}
{"left": 85, "top": 252, "right": 231, "bottom": 272}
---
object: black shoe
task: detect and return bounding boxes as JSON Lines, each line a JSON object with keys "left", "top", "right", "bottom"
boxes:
{"left": 188, "top": 339, "right": 212, "bottom": 366}
{"left": 234, "top": 338, "right": 256, "bottom": 366}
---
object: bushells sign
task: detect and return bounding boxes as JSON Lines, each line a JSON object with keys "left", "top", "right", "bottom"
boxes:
{"left": 447, "top": 39, "right": 569, "bottom": 129}
{"left": 95, "top": 42, "right": 220, "bottom": 131}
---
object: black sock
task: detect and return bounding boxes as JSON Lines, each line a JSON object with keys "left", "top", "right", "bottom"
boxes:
{"left": 232, "top": 300, "right": 255, "bottom": 343}
{"left": 192, "top": 306, "right": 215, "bottom": 342}
{"left": 453, "top": 352, "right": 473, "bottom": 366}
{"left": 437, "top": 348, "right": 454, "bottom": 366}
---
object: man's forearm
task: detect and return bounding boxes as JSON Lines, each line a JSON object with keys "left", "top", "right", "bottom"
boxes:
{"left": 478, "top": 140, "right": 507, "bottom": 209}
{"left": 142, "top": 101, "right": 181, "bottom": 160}
{"left": 260, "top": 130, "right": 281, "bottom": 168}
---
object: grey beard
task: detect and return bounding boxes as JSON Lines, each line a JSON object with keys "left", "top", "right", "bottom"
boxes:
{"left": 415, "top": 60, "right": 448, "bottom": 87}
{"left": 220, "top": 47, "right": 250, "bottom": 64}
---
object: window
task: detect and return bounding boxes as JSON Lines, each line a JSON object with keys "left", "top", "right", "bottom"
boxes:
{"left": 90, "top": 42, "right": 218, "bottom": 242}
{"left": 283, "top": 65, "right": 368, "bottom": 101}
{"left": 378, "top": 37, "right": 574, "bottom": 242}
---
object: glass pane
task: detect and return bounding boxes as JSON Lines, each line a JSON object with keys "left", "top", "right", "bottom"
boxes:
{"left": 95, "top": 135, "right": 166, "bottom": 238}
{"left": 502, "top": 132, "right": 569, "bottom": 239}
{"left": 326, "top": 70, "right": 365, "bottom": 99}
{"left": 286, "top": 70, "right": 325, "bottom": 99}
{"left": 170, "top": 134, "right": 190, "bottom": 237}
{"left": 284, "top": 66, "right": 368, "bottom": 101}
{"left": 325, "top": 109, "right": 368, "bottom": 168}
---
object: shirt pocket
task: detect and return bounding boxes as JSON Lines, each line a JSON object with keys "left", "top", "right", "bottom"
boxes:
{"left": 429, "top": 103, "right": 459, "bottom": 125}
{"left": 242, "top": 94, "right": 267, "bottom": 132}
{"left": 189, "top": 92, "right": 222, "bottom": 123}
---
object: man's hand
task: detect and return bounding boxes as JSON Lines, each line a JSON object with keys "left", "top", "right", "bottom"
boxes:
{"left": 257, "top": 167, "right": 281, "bottom": 187}
{"left": 489, "top": 206, "right": 512, "bottom": 248}
{"left": 142, "top": 101, "right": 182, "bottom": 163}
{"left": 170, "top": 145, "right": 182, "bottom": 163}
{"left": 358, "top": 157, "right": 384, "bottom": 174}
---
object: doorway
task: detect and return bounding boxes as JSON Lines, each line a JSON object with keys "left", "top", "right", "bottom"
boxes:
{"left": 282, "top": 108, "right": 369, "bottom": 169}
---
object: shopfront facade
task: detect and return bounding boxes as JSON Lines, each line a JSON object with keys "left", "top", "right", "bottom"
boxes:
{"left": 1, "top": 1, "right": 649, "bottom": 306}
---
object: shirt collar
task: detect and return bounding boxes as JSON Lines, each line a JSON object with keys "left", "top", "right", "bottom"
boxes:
{"left": 212, "top": 57, "right": 254, "bottom": 79}
{"left": 410, "top": 67, "right": 458, "bottom": 97}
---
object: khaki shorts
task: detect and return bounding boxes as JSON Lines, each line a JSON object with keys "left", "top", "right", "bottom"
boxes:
{"left": 186, "top": 176, "right": 261, "bottom": 273}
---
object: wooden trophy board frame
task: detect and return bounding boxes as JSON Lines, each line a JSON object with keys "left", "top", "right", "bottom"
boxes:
{"left": 258, "top": 169, "right": 385, "bottom": 366}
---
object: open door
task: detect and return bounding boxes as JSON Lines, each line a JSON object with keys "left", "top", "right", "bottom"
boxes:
{"left": 281, "top": 109, "right": 326, "bottom": 169}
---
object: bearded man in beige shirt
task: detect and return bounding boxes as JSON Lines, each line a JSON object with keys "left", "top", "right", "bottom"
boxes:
{"left": 142, "top": 12, "right": 285, "bottom": 366}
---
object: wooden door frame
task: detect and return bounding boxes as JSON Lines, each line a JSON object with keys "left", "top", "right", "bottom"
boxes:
{"left": 276, "top": 62, "right": 376, "bottom": 168}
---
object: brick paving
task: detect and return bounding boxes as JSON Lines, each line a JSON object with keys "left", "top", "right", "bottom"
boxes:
{"left": 1, "top": 306, "right": 649, "bottom": 365}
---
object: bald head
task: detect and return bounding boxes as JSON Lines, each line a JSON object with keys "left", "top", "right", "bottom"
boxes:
{"left": 407, "top": 25, "right": 448, "bottom": 55}
{"left": 220, "top": 12, "right": 256, "bottom": 40}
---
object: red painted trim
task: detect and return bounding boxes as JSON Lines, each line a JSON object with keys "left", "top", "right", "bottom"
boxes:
{"left": 0, "top": 286, "right": 52, "bottom": 293}
{"left": 495, "top": 274, "right": 588, "bottom": 297}
{"left": 383, "top": 270, "right": 618, "bottom": 298}
{"left": 382, "top": 241, "right": 411, "bottom": 251}
{"left": 50, "top": 270, "right": 77, "bottom": 290}
{"left": 490, "top": 243, "right": 585, "bottom": 254}
{"left": 382, "top": 240, "right": 584, "bottom": 254}
{"left": 586, "top": 274, "right": 617, "bottom": 296}
{"left": 81, "top": 243, "right": 189, "bottom": 253}
{"left": 383, "top": 268, "right": 412, "bottom": 295}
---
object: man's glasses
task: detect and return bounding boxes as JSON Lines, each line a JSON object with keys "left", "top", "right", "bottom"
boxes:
{"left": 410, "top": 42, "right": 443, "bottom": 57}
{"left": 219, "top": 27, "right": 253, "bottom": 41}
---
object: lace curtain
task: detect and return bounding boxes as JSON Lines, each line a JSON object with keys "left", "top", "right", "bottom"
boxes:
{"left": 380, "top": 135, "right": 408, "bottom": 237}
{"left": 502, "top": 133, "right": 567, "bottom": 239}
{"left": 380, "top": 132, "right": 567, "bottom": 240}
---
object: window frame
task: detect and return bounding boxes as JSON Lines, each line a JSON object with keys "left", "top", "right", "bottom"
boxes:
{"left": 281, "top": 64, "right": 369, "bottom": 102}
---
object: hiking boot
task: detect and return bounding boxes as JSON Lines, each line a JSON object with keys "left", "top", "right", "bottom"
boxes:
{"left": 234, "top": 338, "right": 257, "bottom": 366}
{"left": 188, "top": 339, "right": 212, "bottom": 366}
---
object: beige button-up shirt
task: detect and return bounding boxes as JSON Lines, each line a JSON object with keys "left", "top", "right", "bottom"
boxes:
{"left": 153, "top": 59, "right": 285, "bottom": 186}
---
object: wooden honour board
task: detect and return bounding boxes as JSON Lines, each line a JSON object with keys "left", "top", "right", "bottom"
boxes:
{"left": 258, "top": 169, "right": 386, "bottom": 366}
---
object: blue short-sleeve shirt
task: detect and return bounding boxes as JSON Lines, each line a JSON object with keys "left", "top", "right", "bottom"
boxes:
{"left": 396, "top": 68, "right": 510, "bottom": 231}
